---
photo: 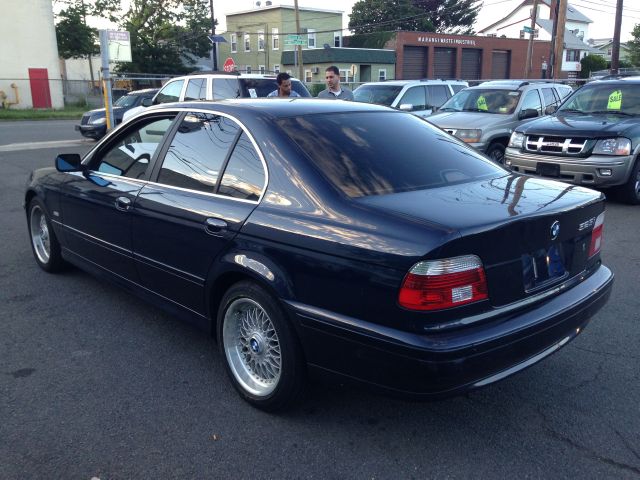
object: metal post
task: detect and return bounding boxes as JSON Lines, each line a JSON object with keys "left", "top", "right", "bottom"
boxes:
{"left": 99, "top": 30, "right": 114, "bottom": 130}
{"left": 210, "top": 0, "right": 218, "bottom": 71}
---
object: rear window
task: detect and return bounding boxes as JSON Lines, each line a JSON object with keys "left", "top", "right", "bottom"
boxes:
{"left": 278, "top": 112, "right": 503, "bottom": 198}
{"left": 239, "top": 78, "right": 311, "bottom": 98}
{"left": 353, "top": 85, "right": 404, "bottom": 106}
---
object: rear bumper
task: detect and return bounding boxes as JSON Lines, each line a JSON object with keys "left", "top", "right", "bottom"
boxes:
{"left": 505, "top": 148, "right": 634, "bottom": 187}
{"left": 287, "top": 265, "right": 613, "bottom": 398}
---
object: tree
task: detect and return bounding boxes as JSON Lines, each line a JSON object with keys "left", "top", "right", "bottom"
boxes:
{"left": 55, "top": 2, "right": 99, "bottom": 59}
{"left": 628, "top": 23, "right": 640, "bottom": 67}
{"left": 579, "top": 54, "right": 607, "bottom": 78}
{"left": 349, "top": 0, "right": 480, "bottom": 35}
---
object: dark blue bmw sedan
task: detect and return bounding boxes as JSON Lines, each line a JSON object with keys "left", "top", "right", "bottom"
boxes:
{"left": 25, "top": 99, "right": 613, "bottom": 411}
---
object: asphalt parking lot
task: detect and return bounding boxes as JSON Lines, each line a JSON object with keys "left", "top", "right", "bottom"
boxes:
{"left": 1, "top": 120, "right": 639, "bottom": 478}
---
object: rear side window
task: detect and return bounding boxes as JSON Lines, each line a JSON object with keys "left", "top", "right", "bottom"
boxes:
{"left": 219, "top": 132, "right": 265, "bottom": 201}
{"left": 451, "top": 84, "right": 466, "bottom": 93}
{"left": 426, "top": 85, "right": 450, "bottom": 108}
{"left": 154, "top": 80, "right": 184, "bottom": 104}
{"left": 184, "top": 78, "right": 206, "bottom": 101}
{"left": 212, "top": 78, "right": 240, "bottom": 99}
{"left": 278, "top": 112, "right": 502, "bottom": 198}
{"left": 541, "top": 88, "right": 558, "bottom": 107}
{"left": 238, "top": 79, "right": 311, "bottom": 98}
{"left": 157, "top": 113, "right": 240, "bottom": 193}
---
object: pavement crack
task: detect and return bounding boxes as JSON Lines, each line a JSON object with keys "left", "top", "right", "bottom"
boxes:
{"left": 573, "top": 345, "right": 640, "bottom": 361}
{"left": 614, "top": 428, "right": 640, "bottom": 462}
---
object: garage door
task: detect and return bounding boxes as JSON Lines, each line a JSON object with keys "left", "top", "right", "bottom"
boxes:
{"left": 491, "top": 50, "right": 511, "bottom": 79}
{"left": 434, "top": 48, "right": 456, "bottom": 79}
{"left": 402, "top": 46, "right": 428, "bottom": 79}
{"left": 461, "top": 49, "right": 482, "bottom": 80}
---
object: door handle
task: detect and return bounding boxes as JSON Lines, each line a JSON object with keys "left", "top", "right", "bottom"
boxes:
{"left": 204, "top": 217, "right": 228, "bottom": 235}
{"left": 115, "top": 196, "right": 132, "bottom": 211}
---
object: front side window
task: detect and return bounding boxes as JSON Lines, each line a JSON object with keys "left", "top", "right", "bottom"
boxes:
{"left": 184, "top": 78, "right": 206, "bottom": 101}
{"left": 157, "top": 113, "right": 240, "bottom": 193}
{"left": 399, "top": 87, "right": 426, "bottom": 111}
{"left": 278, "top": 112, "right": 502, "bottom": 198}
{"left": 154, "top": 80, "right": 184, "bottom": 104}
{"left": 95, "top": 117, "right": 175, "bottom": 179}
{"left": 307, "top": 29, "right": 316, "bottom": 48}
{"left": 439, "top": 88, "right": 522, "bottom": 114}
{"left": 219, "top": 132, "right": 265, "bottom": 201}
{"left": 541, "top": 87, "right": 558, "bottom": 107}
{"left": 272, "top": 28, "right": 279, "bottom": 50}
{"left": 231, "top": 33, "right": 237, "bottom": 53}
{"left": 520, "top": 90, "right": 542, "bottom": 115}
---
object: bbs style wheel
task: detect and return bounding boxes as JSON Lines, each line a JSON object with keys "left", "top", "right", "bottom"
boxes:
{"left": 27, "top": 198, "right": 65, "bottom": 272}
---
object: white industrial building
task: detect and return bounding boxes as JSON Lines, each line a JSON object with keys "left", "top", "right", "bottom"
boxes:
{"left": 0, "top": 0, "right": 64, "bottom": 109}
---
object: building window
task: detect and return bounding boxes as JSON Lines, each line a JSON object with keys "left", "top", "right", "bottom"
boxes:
{"left": 259, "top": 65, "right": 265, "bottom": 74}
{"left": 231, "top": 33, "right": 237, "bottom": 53}
{"left": 339, "top": 69, "right": 353, "bottom": 83}
{"left": 334, "top": 32, "right": 341, "bottom": 47}
{"left": 272, "top": 28, "right": 279, "bottom": 50}
{"left": 244, "top": 33, "right": 250, "bottom": 52}
{"left": 258, "top": 30, "right": 265, "bottom": 51}
{"left": 378, "top": 69, "right": 386, "bottom": 81}
{"left": 607, "top": 48, "right": 612, "bottom": 56}
{"left": 246, "top": 65, "right": 252, "bottom": 74}
{"left": 565, "top": 49, "right": 580, "bottom": 62}
{"left": 305, "top": 70, "right": 312, "bottom": 82}
{"left": 307, "top": 29, "right": 316, "bottom": 48}
{"left": 519, "top": 30, "right": 525, "bottom": 39}
{"left": 274, "top": 64, "right": 280, "bottom": 73}
{"left": 487, "top": 33, "right": 497, "bottom": 38}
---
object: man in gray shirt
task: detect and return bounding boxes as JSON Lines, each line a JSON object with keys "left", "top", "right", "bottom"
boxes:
{"left": 317, "top": 66, "right": 353, "bottom": 100}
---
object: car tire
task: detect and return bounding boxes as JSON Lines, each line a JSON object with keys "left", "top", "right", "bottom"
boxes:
{"left": 27, "top": 198, "right": 66, "bottom": 272}
{"left": 218, "top": 281, "right": 306, "bottom": 412}
{"left": 486, "top": 143, "right": 506, "bottom": 164}
{"left": 616, "top": 159, "right": 640, "bottom": 205}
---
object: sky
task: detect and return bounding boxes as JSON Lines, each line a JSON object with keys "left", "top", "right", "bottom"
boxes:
{"left": 64, "top": 0, "right": 639, "bottom": 42}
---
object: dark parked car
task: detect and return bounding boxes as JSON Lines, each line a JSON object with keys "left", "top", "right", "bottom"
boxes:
{"left": 506, "top": 77, "right": 640, "bottom": 204}
{"left": 75, "top": 88, "right": 159, "bottom": 140}
{"left": 26, "top": 100, "right": 613, "bottom": 411}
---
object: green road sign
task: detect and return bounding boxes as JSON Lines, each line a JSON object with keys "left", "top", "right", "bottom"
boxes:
{"left": 284, "top": 35, "right": 305, "bottom": 46}
{"left": 523, "top": 26, "right": 534, "bottom": 34}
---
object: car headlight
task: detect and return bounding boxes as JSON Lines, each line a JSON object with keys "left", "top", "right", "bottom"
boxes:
{"left": 508, "top": 131, "right": 525, "bottom": 148}
{"left": 593, "top": 138, "right": 631, "bottom": 156}
{"left": 89, "top": 116, "right": 107, "bottom": 125}
{"left": 454, "top": 129, "right": 482, "bottom": 143}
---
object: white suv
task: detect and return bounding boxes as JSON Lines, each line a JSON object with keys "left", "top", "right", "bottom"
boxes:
{"left": 353, "top": 79, "right": 468, "bottom": 117}
{"left": 123, "top": 72, "right": 311, "bottom": 122}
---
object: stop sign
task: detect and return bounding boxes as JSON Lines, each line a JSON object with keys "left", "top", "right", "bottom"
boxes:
{"left": 223, "top": 58, "right": 236, "bottom": 72}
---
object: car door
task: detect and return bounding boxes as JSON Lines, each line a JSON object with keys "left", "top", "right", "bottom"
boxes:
{"left": 132, "top": 111, "right": 266, "bottom": 314}
{"left": 397, "top": 86, "right": 428, "bottom": 116}
{"left": 60, "top": 114, "right": 178, "bottom": 281}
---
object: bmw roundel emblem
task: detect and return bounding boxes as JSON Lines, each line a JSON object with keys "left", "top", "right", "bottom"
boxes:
{"left": 550, "top": 221, "right": 560, "bottom": 240}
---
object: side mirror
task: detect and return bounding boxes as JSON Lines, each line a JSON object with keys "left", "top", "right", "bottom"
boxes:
{"left": 545, "top": 105, "right": 557, "bottom": 115}
{"left": 518, "top": 108, "right": 539, "bottom": 120}
{"left": 55, "top": 153, "right": 83, "bottom": 172}
{"left": 399, "top": 103, "right": 414, "bottom": 111}
{"left": 142, "top": 97, "right": 153, "bottom": 107}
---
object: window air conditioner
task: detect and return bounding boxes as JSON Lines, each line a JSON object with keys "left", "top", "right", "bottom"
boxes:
{"left": 311, "top": 67, "right": 319, "bottom": 74}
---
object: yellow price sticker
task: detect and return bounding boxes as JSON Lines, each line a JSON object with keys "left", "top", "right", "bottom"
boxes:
{"left": 607, "top": 90, "right": 622, "bottom": 110}
{"left": 477, "top": 95, "right": 488, "bottom": 111}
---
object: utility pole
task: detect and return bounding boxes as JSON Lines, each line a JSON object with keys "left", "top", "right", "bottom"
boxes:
{"left": 553, "top": 0, "right": 567, "bottom": 79}
{"left": 210, "top": 0, "right": 218, "bottom": 71}
{"left": 81, "top": 0, "right": 95, "bottom": 90}
{"left": 294, "top": 0, "right": 304, "bottom": 81}
{"left": 611, "top": 0, "right": 623, "bottom": 74}
{"left": 525, "top": 0, "right": 539, "bottom": 78}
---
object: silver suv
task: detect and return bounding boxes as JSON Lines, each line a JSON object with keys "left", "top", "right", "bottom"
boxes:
{"left": 353, "top": 79, "right": 468, "bottom": 118}
{"left": 429, "top": 80, "right": 573, "bottom": 163}
{"left": 123, "top": 72, "right": 311, "bottom": 122}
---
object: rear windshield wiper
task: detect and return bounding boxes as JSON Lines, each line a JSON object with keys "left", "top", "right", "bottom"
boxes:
{"left": 588, "top": 110, "right": 635, "bottom": 116}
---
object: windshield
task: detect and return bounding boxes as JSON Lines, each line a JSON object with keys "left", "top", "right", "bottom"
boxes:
{"left": 114, "top": 94, "right": 139, "bottom": 107}
{"left": 440, "top": 89, "right": 521, "bottom": 114}
{"left": 558, "top": 84, "right": 640, "bottom": 115}
{"left": 239, "top": 78, "right": 311, "bottom": 98}
{"left": 278, "top": 112, "right": 503, "bottom": 198}
{"left": 353, "top": 85, "right": 404, "bottom": 106}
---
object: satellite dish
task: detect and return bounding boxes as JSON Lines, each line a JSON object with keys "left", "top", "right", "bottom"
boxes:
{"left": 265, "top": 0, "right": 272, "bottom": 4}
{"left": 256, "top": 1, "right": 261, "bottom": 6}
{"left": 323, "top": 43, "right": 331, "bottom": 49}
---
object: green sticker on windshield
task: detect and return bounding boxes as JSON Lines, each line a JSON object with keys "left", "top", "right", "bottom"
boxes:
{"left": 607, "top": 90, "right": 622, "bottom": 110}
{"left": 477, "top": 95, "right": 488, "bottom": 111}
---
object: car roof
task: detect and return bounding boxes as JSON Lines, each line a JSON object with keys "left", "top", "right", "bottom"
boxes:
{"left": 591, "top": 76, "right": 640, "bottom": 84}
{"left": 127, "top": 88, "right": 159, "bottom": 95}
{"left": 471, "top": 80, "right": 568, "bottom": 90}
{"left": 145, "top": 98, "right": 394, "bottom": 120}
{"left": 175, "top": 72, "right": 303, "bottom": 82}
{"left": 360, "top": 79, "right": 467, "bottom": 87}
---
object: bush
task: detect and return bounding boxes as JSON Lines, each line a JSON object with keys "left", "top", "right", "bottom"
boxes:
{"left": 580, "top": 55, "right": 608, "bottom": 78}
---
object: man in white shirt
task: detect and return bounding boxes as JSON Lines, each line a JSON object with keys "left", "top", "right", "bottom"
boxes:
{"left": 317, "top": 66, "right": 353, "bottom": 100}
{"left": 267, "top": 72, "right": 301, "bottom": 98}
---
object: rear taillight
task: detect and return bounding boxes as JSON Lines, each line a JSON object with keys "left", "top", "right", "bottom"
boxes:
{"left": 588, "top": 211, "right": 605, "bottom": 257}
{"left": 399, "top": 255, "right": 488, "bottom": 311}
